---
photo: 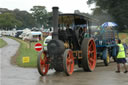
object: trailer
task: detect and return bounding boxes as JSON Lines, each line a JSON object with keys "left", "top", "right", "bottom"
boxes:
{"left": 92, "top": 27, "right": 119, "bottom": 66}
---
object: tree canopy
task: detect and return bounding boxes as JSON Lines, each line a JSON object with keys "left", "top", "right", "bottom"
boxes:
{"left": 30, "top": 6, "right": 49, "bottom": 28}
{"left": 12, "top": 9, "right": 37, "bottom": 29}
{"left": 0, "top": 13, "right": 22, "bottom": 30}
{"left": 87, "top": 0, "right": 128, "bottom": 30}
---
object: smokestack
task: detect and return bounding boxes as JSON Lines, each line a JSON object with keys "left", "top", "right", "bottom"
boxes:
{"left": 52, "top": 7, "right": 59, "bottom": 39}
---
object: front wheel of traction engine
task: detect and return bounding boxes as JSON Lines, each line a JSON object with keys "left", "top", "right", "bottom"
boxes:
{"left": 37, "top": 51, "right": 49, "bottom": 76}
{"left": 63, "top": 49, "right": 74, "bottom": 76}
{"left": 81, "top": 38, "right": 97, "bottom": 72}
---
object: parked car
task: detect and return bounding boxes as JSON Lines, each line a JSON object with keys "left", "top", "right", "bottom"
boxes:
{"left": 15, "top": 30, "right": 23, "bottom": 38}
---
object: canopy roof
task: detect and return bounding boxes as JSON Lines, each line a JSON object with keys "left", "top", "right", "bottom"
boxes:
{"left": 58, "top": 14, "right": 92, "bottom": 25}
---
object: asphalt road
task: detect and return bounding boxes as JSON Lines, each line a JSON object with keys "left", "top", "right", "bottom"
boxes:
{"left": 0, "top": 37, "right": 128, "bottom": 85}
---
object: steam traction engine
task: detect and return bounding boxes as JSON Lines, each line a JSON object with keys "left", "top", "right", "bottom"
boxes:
{"left": 37, "top": 7, "right": 97, "bottom": 76}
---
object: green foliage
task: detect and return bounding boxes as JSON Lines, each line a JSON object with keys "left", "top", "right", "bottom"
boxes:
{"left": 0, "top": 13, "right": 22, "bottom": 30}
{"left": 91, "top": 8, "right": 114, "bottom": 25}
{"left": 12, "top": 9, "right": 37, "bottom": 29}
{"left": 87, "top": 0, "right": 128, "bottom": 31}
{"left": 30, "top": 6, "right": 49, "bottom": 28}
{"left": 0, "top": 6, "right": 52, "bottom": 29}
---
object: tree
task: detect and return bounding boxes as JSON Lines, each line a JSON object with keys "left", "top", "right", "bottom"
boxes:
{"left": 0, "top": 8, "right": 38, "bottom": 29}
{"left": 30, "top": 6, "right": 48, "bottom": 28}
{"left": 0, "top": 13, "right": 22, "bottom": 30}
{"left": 87, "top": 0, "right": 128, "bottom": 30}
{"left": 13, "top": 9, "right": 37, "bottom": 29}
{"left": 91, "top": 7, "right": 114, "bottom": 25}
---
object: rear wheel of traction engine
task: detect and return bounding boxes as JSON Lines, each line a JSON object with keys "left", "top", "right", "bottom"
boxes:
{"left": 63, "top": 49, "right": 74, "bottom": 76}
{"left": 103, "top": 49, "right": 110, "bottom": 66}
{"left": 81, "top": 38, "right": 97, "bottom": 72}
{"left": 37, "top": 51, "right": 49, "bottom": 76}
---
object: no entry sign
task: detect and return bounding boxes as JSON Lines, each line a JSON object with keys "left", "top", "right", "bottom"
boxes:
{"left": 35, "top": 43, "right": 43, "bottom": 51}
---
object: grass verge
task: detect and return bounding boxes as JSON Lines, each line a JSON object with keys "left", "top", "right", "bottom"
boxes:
{"left": 9, "top": 37, "right": 43, "bottom": 67}
{"left": 0, "top": 38, "right": 7, "bottom": 48}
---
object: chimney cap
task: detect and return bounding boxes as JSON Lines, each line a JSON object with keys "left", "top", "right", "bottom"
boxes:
{"left": 52, "top": 7, "right": 59, "bottom": 9}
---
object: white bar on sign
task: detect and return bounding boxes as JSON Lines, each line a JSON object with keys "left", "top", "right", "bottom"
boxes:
{"left": 35, "top": 46, "right": 42, "bottom": 48}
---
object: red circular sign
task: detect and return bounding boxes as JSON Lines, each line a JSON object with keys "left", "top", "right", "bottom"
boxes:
{"left": 35, "top": 43, "right": 43, "bottom": 51}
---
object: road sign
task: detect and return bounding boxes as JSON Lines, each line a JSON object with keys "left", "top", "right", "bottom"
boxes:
{"left": 35, "top": 43, "right": 43, "bottom": 51}
{"left": 22, "top": 57, "right": 30, "bottom": 63}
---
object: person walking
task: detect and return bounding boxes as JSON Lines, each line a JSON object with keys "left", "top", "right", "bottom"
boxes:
{"left": 116, "top": 39, "right": 128, "bottom": 73}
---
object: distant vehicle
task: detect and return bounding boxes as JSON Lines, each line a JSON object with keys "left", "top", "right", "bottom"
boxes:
{"left": 22, "top": 31, "right": 42, "bottom": 41}
{"left": 15, "top": 30, "right": 23, "bottom": 38}
{"left": 1, "top": 30, "right": 15, "bottom": 36}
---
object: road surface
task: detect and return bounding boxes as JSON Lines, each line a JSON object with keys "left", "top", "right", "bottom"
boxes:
{"left": 0, "top": 37, "right": 128, "bottom": 85}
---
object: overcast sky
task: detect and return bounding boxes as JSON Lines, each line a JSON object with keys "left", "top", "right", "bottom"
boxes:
{"left": 0, "top": 0, "right": 95, "bottom": 13}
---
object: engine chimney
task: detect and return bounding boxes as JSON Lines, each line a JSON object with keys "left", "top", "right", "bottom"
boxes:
{"left": 52, "top": 7, "right": 59, "bottom": 39}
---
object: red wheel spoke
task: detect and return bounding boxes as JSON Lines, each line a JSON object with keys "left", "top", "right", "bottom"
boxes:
{"left": 89, "top": 45, "right": 92, "bottom": 50}
{"left": 89, "top": 58, "right": 94, "bottom": 63}
{"left": 89, "top": 42, "right": 93, "bottom": 49}
{"left": 90, "top": 51, "right": 94, "bottom": 54}
{"left": 89, "top": 62, "right": 92, "bottom": 66}
{"left": 67, "top": 56, "right": 70, "bottom": 60}
{"left": 40, "top": 60, "right": 43, "bottom": 64}
{"left": 88, "top": 50, "right": 91, "bottom": 54}
{"left": 68, "top": 51, "right": 72, "bottom": 58}
{"left": 67, "top": 59, "right": 71, "bottom": 64}
{"left": 40, "top": 64, "right": 44, "bottom": 68}
{"left": 40, "top": 59, "right": 45, "bottom": 65}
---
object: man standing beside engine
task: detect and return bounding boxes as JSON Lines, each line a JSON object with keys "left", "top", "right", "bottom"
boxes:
{"left": 116, "top": 39, "right": 128, "bottom": 73}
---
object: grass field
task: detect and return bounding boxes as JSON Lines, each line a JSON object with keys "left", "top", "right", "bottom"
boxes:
{"left": 9, "top": 37, "right": 43, "bottom": 67}
{"left": 0, "top": 38, "right": 7, "bottom": 48}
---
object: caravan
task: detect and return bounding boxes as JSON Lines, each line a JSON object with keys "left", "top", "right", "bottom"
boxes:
{"left": 22, "top": 31, "right": 42, "bottom": 41}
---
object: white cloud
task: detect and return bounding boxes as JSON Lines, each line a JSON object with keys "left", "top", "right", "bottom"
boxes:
{"left": 0, "top": 0, "right": 95, "bottom": 13}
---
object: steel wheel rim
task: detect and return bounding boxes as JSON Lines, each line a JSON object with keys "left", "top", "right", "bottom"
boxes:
{"left": 88, "top": 40, "right": 96, "bottom": 70}
{"left": 40, "top": 52, "right": 49, "bottom": 75}
{"left": 66, "top": 50, "right": 74, "bottom": 75}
